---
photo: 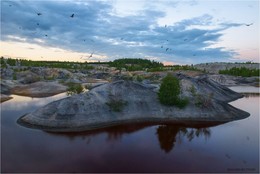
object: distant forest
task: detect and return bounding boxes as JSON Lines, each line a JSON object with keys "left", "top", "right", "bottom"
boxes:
{"left": 108, "top": 58, "right": 164, "bottom": 71}
{"left": 0, "top": 57, "right": 94, "bottom": 70}
{"left": 2, "top": 57, "right": 258, "bottom": 76}
{"left": 0, "top": 57, "right": 202, "bottom": 72}
{"left": 219, "top": 67, "right": 259, "bottom": 77}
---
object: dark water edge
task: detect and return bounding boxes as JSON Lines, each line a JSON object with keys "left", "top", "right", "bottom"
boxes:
{"left": 242, "top": 93, "right": 260, "bottom": 98}
{"left": 1, "top": 90, "right": 259, "bottom": 173}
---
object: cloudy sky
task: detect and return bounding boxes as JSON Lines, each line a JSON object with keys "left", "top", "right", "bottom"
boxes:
{"left": 1, "top": 0, "right": 259, "bottom": 64}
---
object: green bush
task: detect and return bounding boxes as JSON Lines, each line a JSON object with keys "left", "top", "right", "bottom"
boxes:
{"left": 13, "top": 73, "right": 17, "bottom": 80}
{"left": 158, "top": 74, "right": 188, "bottom": 108}
{"left": 106, "top": 99, "right": 128, "bottom": 112}
{"left": 66, "top": 83, "right": 83, "bottom": 95}
{"left": 136, "top": 75, "right": 144, "bottom": 82}
{"left": 176, "top": 98, "right": 189, "bottom": 108}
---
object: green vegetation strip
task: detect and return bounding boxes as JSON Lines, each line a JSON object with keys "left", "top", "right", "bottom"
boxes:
{"left": 219, "top": 67, "right": 259, "bottom": 77}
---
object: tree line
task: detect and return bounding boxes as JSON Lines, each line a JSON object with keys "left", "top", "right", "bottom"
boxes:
{"left": 0, "top": 57, "right": 94, "bottom": 70}
{"left": 108, "top": 58, "right": 164, "bottom": 71}
{"left": 219, "top": 67, "right": 259, "bottom": 77}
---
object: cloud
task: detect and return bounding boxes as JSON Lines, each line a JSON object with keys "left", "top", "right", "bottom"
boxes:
{"left": 1, "top": 0, "right": 246, "bottom": 64}
{"left": 219, "top": 22, "right": 245, "bottom": 29}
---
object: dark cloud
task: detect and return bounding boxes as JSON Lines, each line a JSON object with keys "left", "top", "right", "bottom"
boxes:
{"left": 1, "top": 0, "right": 244, "bottom": 63}
{"left": 219, "top": 22, "right": 245, "bottom": 29}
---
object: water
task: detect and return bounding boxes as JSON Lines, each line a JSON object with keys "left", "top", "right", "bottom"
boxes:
{"left": 1, "top": 87, "right": 259, "bottom": 173}
{"left": 229, "top": 86, "right": 260, "bottom": 93}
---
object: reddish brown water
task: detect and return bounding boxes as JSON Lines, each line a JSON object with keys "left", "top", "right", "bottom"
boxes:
{"left": 1, "top": 87, "right": 259, "bottom": 173}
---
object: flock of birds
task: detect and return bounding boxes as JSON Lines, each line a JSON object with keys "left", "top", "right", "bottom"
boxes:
{"left": 31, "top": 10, "right": 97, "bottom": 59}
{"left": 160, "top": 22, "right": 254, "bottom": 56}
{"left": 5, "top": 1, "right": 254, "bottom": 60}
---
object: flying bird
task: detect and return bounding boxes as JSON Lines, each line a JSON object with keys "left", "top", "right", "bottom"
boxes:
{"left": 37, "top": 13, "right": 42, "bottom": 16}
{"left": 161, "top": 45, "right": 163, "bottom": 48}
{"left": 89, "top": 53, "right": 93, "bottom": 58}
{"left": 70, "top": 13, "right": 74, "bottom": 18}
{"left": 245, "top": 23, "right": 253, "bottom": 26}
{"left": 3, "top": 1, "right": 14, "bottom": 7}
{"left": 37, "top": 23, "right": 39, "bottom": 26}
{"left": 120, "top": 37, "right": 124, "bottom": 40}
{"left": 45, "top": 34, "right": 48, "bottom": 37}
{"left": 165, "top": 24, "right": 167, "bottom": 28}
{"left": 166, "top": 48, "right": 169, "bottom": 52}
{"left": 225, "top": 154, "right": 231, "bottom": 159}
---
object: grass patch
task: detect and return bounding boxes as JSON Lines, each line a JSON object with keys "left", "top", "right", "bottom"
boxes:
{"left": 106, "top": 99, "right": 128, "bottom": 112}
{"left": 189, "top": 85, "right": 213, "bottom": 108}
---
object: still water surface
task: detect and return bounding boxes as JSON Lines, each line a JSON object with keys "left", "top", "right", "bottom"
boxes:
{"left": 1, "top": 87, "right": 259, "bottom": 173}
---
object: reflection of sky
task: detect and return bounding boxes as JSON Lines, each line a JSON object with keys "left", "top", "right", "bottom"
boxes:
{"left": 229, "top": 86, "right": 260, "bottom": 93}
{"left": 1, "top": 93, "right": 67, "bottom": 111}
{"left": 206, "top": 97, "right": 259, "bottom": 171}
{"left": 1, "top": 87, "right": 259, "bottom": 172}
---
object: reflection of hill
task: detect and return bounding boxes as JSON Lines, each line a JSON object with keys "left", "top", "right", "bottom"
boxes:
{"left": 46, "top": 122, "right": 217, "bottom": 152}
{"left": 45, "top": 123, "right": 154, "bottom": 141}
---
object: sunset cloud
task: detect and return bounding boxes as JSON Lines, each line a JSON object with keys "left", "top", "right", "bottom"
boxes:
{"left": 1, "top": 0, "right": 258, "bottom": 64}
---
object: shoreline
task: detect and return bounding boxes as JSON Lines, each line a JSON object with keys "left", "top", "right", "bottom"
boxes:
{"left": 17, "top": 115, "right": 233, "bottom": 133}
{"left": 17, "top": 101, "right": 250, "bottom": 132}
{"left": 0, "top": 94, "right": 13, "bottom": 103}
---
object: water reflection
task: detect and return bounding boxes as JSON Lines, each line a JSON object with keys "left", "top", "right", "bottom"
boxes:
{"left": 229, "top": 86, "right": 260, "bottom": 93}
{"left": 156, "top": 125, "right": 180, "bottom": 153}
{"left": 46, "top": 123, "right": 212, "bottom": 153}
{"left": 156, "top": 125, "right": 211, "bottom": 153}
{"left": 45, "top": 123, "right": 152, "bottom": 142}
{"left": 1, "top": 86, "right": 259, "bottom": 173}
{"left": 1, "top": 93, "right": 67, "bottom": 110}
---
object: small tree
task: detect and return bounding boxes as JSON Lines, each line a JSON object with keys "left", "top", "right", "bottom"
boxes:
{"left": 158, "top": 74, "right": 188, "bottom": 108}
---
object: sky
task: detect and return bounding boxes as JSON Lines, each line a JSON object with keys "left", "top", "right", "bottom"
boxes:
{"left": 0, "top": 0, "right": 259, "bottom": 65}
